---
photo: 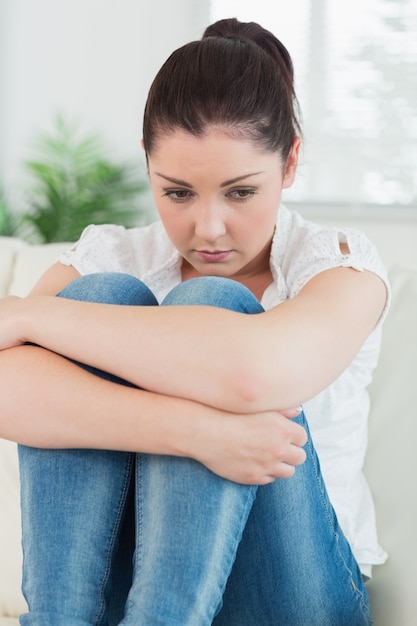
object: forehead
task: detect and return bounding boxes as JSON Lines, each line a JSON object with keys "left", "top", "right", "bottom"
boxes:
{"left": 147, "top": 127, "right": 282, "bottom": 170}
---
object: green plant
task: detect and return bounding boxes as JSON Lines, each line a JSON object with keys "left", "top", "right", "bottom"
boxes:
{"left": 22, "top": 116, "right": 152, "bottom": 243}
{"left": 0, "top": 187, "right": 19, "bottom": 237}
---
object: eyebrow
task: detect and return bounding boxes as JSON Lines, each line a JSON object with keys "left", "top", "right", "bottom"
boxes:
{"left": 154, "top": 172, "right": 264, "bottom": 188}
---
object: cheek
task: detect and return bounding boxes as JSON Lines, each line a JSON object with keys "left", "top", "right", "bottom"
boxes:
{"left": 158, "top": 210, "right": 190, "bottom": 245}
{"left": 247, "top": 206, "right": 277, "bottom": 233}
{"left": 247, "top": 212, "right": 277, "bottom": 248}
{"left": 230, "top": 216, "right": 273, "bottom": 252}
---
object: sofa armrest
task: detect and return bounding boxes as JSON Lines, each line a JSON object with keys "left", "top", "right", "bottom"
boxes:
{"left": 365, "top": 266, "right": 417, "bottom": 624}
{"left": 0, "top": 238, "right": 27, "bottom": 297}
{"left": 7, "top": 242, "right": 71, "bottom": 297}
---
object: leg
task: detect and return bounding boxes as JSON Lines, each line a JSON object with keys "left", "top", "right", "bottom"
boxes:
{"left": 19, "top": 273, "right": 158, "bottom": 626}
{"left": 121, "top": 277, "right": 264, "bottom": 625}
{"left": 213, "top": 411, "right": 372, "bottom": 626}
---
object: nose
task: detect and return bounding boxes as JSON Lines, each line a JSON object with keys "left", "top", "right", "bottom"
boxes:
{"left": 194, "top": 204, "right": 227, "bottom": 242}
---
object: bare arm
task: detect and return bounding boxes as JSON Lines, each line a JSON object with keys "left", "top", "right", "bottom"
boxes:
{"left": 0, "top": 261, "right": 307, "bottom": 483}
{"left": 0, "top": 344, "right": 306, "bottom": 484}
{"left": 29, "top": 261, "right": 81, "bottom": 296}
{"left": 3, "top": 265, "right": 387, "bottom": 412}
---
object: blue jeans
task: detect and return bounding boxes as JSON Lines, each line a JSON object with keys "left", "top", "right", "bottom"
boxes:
{"left": 18, "top": 273, "right": 372, "bottom": 625}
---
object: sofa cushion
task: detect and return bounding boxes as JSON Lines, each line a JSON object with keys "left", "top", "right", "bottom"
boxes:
{"left": 0, "top": 440, "right": 26, "bottom": 619}
{"left": 0, "top": 238, "right": 26, "bottom": 298}
{"left": 7, "top": 242, "right": 70, "bottom": 297}
{"left": 365, "top": 265, "right": 417, "bottom": 625}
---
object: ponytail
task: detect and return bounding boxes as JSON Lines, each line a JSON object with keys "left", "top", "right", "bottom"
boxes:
{"left": 143, "top": 17, "right": 301, "bottom": 161}
{"left": 203, "top": 18, "right": 297, "bottom": 111}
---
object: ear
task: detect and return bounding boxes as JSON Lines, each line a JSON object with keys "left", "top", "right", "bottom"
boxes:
{"left": 282, "top": 136, "right": 301, "bottom": 189}
{"left": 141, "top": 139, "right": 145, "bottom": 150}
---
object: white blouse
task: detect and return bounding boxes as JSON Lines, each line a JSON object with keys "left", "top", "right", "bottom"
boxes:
{"left": 60, "top": 204, "right": 390, "bottom": 577}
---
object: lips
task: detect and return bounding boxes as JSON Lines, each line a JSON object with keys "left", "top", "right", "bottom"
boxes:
{"left": 196, "top": 250, "right": 232, "bottom": 262}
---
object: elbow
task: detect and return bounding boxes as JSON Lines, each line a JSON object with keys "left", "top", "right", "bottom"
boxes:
{"left": 222, "top": 334, "right": 305, "bottom": 412}
{"left": 228, "top": 358, "right": 304, "bottom": 413}
{"left": 229, "top": 364, "right": 273, "bottom": 412}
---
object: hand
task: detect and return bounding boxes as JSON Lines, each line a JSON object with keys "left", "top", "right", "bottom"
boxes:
{"left": 191, "top": 406, "right": 307, "bottom": 485}
{"left": 0, "top": 296, "right": 25, "bottom": 350}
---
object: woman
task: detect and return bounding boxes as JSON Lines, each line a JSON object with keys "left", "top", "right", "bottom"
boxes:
{"left": 0, "top": 18, "right": 388, "bottom": 625}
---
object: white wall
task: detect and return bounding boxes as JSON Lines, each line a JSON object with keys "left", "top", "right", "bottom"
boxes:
{"left": 0, "top": 0, "right": 209, "bottom": 192}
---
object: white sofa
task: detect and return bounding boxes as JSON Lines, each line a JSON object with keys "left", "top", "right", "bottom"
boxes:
{"left": 1, "top": 212, "right": 417, "bottom": 625}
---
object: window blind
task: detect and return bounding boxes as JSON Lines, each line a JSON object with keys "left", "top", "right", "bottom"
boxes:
{"left": 210, "top": 0, "right": 417, "bottom": 208}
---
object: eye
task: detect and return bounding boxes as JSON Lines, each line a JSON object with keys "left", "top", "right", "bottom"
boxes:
{"left": 162, "top": 189, "right": 194, "bottom": 203}
{"left": 227, "top": 188, "right": 257, "bottom": 202}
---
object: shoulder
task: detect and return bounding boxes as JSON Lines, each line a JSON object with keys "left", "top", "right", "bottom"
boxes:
{"left": 274, "top": 205, "right": 390, "bottom": 299}
{"left": 59, "top": 221, "right": 175, "bottom": 276}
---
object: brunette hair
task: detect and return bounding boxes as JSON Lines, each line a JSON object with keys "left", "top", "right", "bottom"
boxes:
{"left": 143, "top": 18, "right": 301, "bottom": 162}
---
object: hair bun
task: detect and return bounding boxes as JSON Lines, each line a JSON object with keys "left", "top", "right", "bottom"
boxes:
{"left": 144, "top": 16, "right": 301, "bottom": 159}
{"left": 203, "top": 18, "right": 245, "bottom": 40}
{"left": 203, "top": 18, "right": 294, "bottom": 85}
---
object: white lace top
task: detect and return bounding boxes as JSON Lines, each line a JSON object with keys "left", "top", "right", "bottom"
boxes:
{"left": 60, "top": 204, "right": 390, "bottom": 577}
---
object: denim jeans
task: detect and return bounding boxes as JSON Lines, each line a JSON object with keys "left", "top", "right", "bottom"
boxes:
{"left": 18, "top": 273, "right": 372, "bottom": 625}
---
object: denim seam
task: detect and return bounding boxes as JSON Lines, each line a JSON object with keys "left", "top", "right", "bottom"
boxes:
{"left": 124, "top": 455, "right": 144, "bottom": 619}
{"left": 305, "top": 430, "right": 372, "bottom": 622}
{"left": 94, "top": 452, "right": 135, "bottom": 626}
{"left": 210, "top": 485, "right": 258, "bottom": 621}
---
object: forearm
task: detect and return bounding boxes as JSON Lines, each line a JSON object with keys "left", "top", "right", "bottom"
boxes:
{"left": 0, "top": 345, "right": 307, "bottom": 484}
{"left": 16, "top": 296, "right": 258, "bottom": 412}
{"left": 7, "top": 267, "right": 386, "bottom": 413}
{"left": 0, "top": 344, "right": 201, "bottom": 456}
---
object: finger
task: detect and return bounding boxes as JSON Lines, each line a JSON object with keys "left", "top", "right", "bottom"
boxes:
{"left": 268, "top": 449, "right": 307, "bottom": 482}
{"left": 292, "top": 422, "right": 308, "bottom": 447}
{"left": 267, "top": 463, "right": 296, "bottom": 481}
{"left": 286, "top": 444, "right": 307, "bottom": 467}
{"left": 280, "top": 405, "right": 302, "bottom": 419}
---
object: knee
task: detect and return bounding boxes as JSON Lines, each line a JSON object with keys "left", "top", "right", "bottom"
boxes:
{"left": 57, "top": 273, "right": 158, "bottom": 306}
{"left": 162, "top": 277, "right": 264, "bottom": 313}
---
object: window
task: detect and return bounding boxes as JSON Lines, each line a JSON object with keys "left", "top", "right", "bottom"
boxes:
{"left": 210, "top": 0, "right": 417, "bottom": 208}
